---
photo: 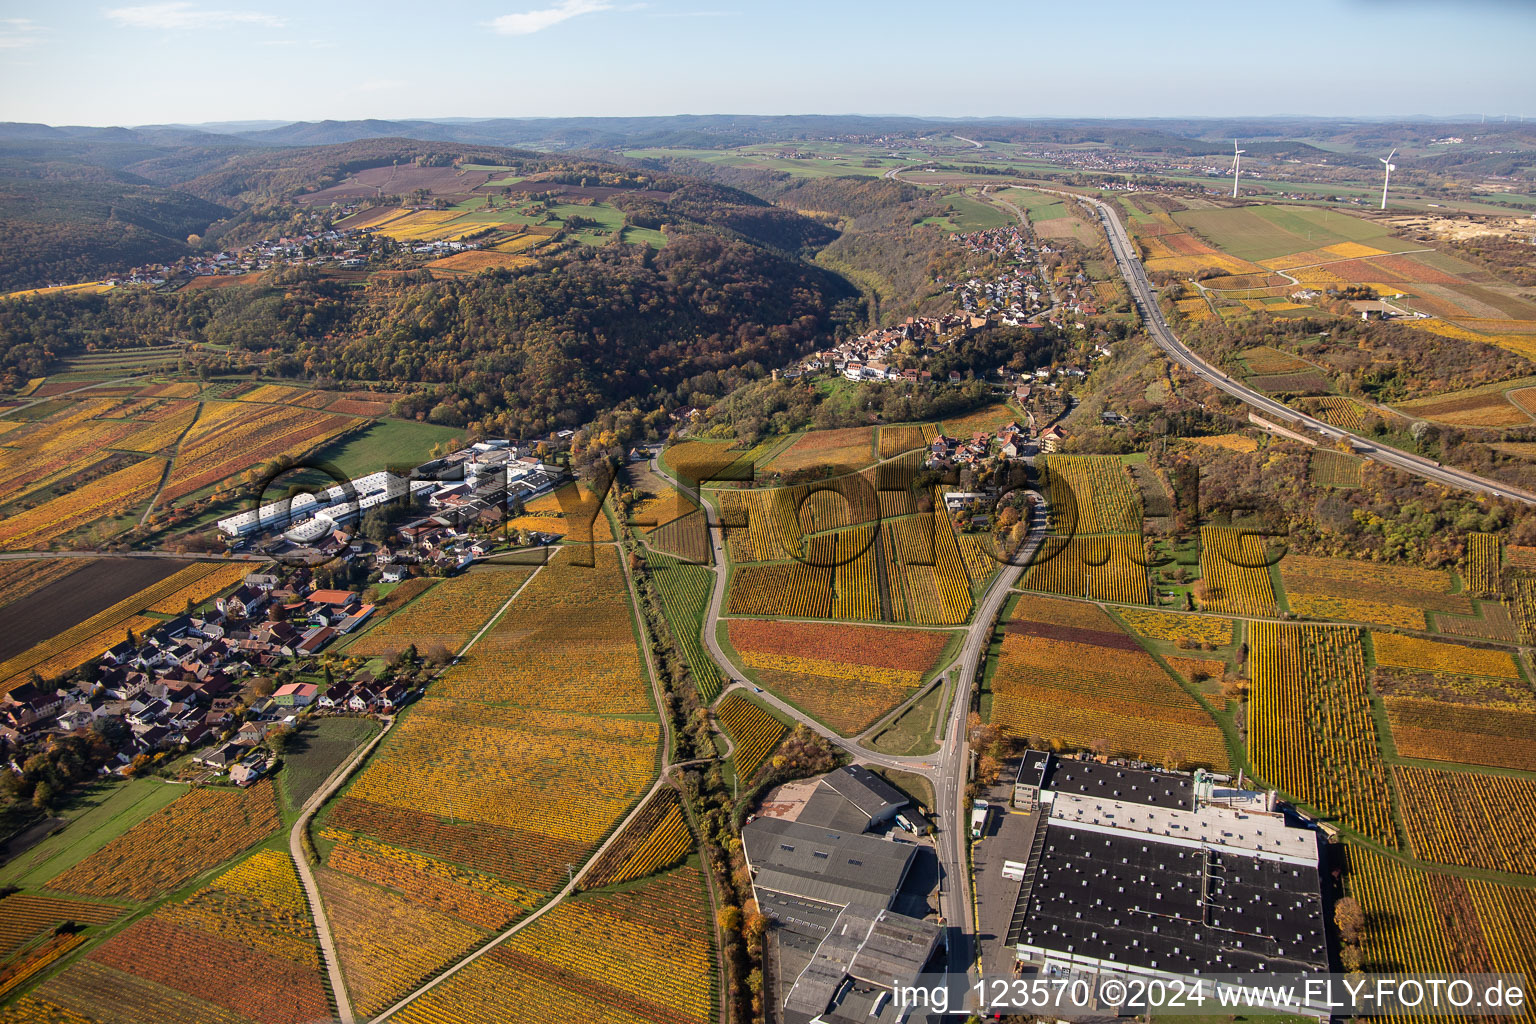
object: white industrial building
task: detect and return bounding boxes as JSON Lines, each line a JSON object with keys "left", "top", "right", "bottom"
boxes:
{"left": 218, "top": 472, "right": 432, "bottom": 538}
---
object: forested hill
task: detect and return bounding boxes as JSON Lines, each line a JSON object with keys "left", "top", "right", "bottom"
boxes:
{"left": 0, "top": 135, "right": 864, "bottom": 436}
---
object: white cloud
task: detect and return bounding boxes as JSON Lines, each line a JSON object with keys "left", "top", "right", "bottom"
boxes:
{"left": 489, "top": 0, "right": 614, "bottom": 35}
{"left": 105, "top": 3, "right": 287, "bottom": 30}
{"left": 0, "top": 17, "right": 44, "bottom": 48}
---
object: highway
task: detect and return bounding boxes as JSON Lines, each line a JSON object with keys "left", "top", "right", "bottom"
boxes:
{"left": 1052, "top": 187, "right": 1536, "bottom": 505}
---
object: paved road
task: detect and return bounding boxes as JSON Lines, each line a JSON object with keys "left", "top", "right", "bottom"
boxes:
{"left": 1050, "top": 187, "right": 1536, "bottom": 505}
{"left": 651, "top": 452, "right": 1045, "bottom": 998}
{"left": 289, "top": 716, "right": 395, "bottom": 1024}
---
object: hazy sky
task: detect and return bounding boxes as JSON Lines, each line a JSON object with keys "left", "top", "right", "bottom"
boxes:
{"left": 2, "top": 0, "right": 1533, "bottom": 126}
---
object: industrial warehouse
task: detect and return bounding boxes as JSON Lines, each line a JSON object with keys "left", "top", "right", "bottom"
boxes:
{"left": 976, "top": 752, "right": 1330, "bottom": 1007}
{"left": 742, "top": 767, "right": 944, "bottom": 1024}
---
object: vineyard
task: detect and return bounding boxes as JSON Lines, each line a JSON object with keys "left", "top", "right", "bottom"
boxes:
{"left": 390, "top": 863, "right": 714, "bottom": 1024}
{"left": 581, "top": 788, "right": 693, "bottom": 888}
{"left": 23, "top": 849, "right": 329, "bottom": 1024}
{"left": 1466, "top": 532, "right": 1502, "bottom": 597}
{"left": 989, "top": 610, "right": 1229, "bottom": 769}
{"left": 1346, "top": 846, "right": 1536, "bottom": 993}
{"left": 726, "top": 508, "right": 975, "bottom": 625}
{"left": 1371, "top": 632, "right": 1520, "bottom": 679}
{"left": 648, "top": 554, "right": 724, "bottom": 700}
{"left": 0, "top": 560, "right": 92, "bottom": 608}
{"left": 940, "top": 403, "right": 1017, "bottom": 436}
{"left": 1279, "top": 553, "right": 1468, "bottom": 632}
{"left": 339, "top": 699, "right": 660, "bottom": 891}
{"left": 319, "top": 866, "right": 487, "bottom": 1019}
{"left": 1020, "top": 534, "right": 1150, "bottom": 604}
{"left": 145, "top": 562, "right": 250, "bottom": 614}
{"left": 434, "top": 547, "right": 650, "bottom": 711}
{"left": 1308, "top": 448, "right": 1363, "bottom": 488}
{"left": 1393, "top": 766, "right": 1536, "bottom": 875}
{"left": 322, "top": 827, "right": 536, "bottom": 930}
{"left": 716, "top": 692, "right": 787, "bottom": 781}
{"left": 648, "top": 507, "right": 711, "bottom": 564}
{"left": 1512, "top": 575, "right": 1536, "bottom": 645}
{"left": 346, "top": 567, "right": 531, "bottom": 658}
{"left": 0, "top": 455, "right": 164, "bottom": 551}
{"left": 1041, "top": 455, "right": 1144, "bottom": 535}
{"left": 1383, "top": 697, "right": 1536, "bottom": 772}
{"left": 0, "top": 894, "right": 120, "bottom": 958}
{"left": 1198, "top": 526, "right": 1277, "bottom": 615}
{"left": 160, "top": 400, "right": 359, "bottom": 502}
{"left": 762, "top": 426, "right": 876, "bottom": 475}
{"left": 877, "top": 423, "right": 934, "bottom": 458}
{"left": 47, "top": 782, "right": 282, "bottom": 901}
{"left": 728, "top": 618, "right": 952, "bottom": 734}
{"left": 1246, "top": 622, "right": 1397, "bottom": 843}
{"left": 0, "top": 893, "right": 120, "bottom": 998}
{"left": 1116, "top": 606, "right": 1233, "bottom": 647}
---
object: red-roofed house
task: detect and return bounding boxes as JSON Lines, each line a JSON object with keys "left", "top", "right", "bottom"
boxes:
{"left": 271, "top": 682, "right": 318, "bottom": 707}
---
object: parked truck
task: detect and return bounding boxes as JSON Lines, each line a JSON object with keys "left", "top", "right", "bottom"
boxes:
{"left": 970, "top": 799, "right": 990, "bottom": 839}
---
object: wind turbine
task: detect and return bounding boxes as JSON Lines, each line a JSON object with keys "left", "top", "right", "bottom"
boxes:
{"left": 1379, "top": 148, "right": 1397, "bottom": 210}
{"left": 1230, "top": 140, "right": 1245, "bottom": 199}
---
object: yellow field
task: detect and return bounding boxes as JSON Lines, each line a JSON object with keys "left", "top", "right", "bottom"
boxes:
{"left": 3, "top": 281, "right": 114, "bottom": 299}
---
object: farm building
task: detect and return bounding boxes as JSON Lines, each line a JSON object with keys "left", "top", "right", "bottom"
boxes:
{"left": 997, "top": 755, "right": 1328, "bottom": 1008}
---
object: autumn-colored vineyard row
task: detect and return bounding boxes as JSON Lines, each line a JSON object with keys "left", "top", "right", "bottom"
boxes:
{"left": 1372, "top": 631, "right": 1520, "bottom": 679}
{"left": 0, "top": 457, "right": 164, "bottom": 552}
{"left": 989, "top": 613, "right": 1229, "bottom": 769}
{"left": 392, "top": 864, "right": 714, "bottom": 1024}
{"left": 346, "top": 567, "right": 527, "bottom": 658}
{"left": 1021, "top": 534, "right": 1151, "bottom": 604}
{"left": 1393, "top": 766, "right": 1536, "bottom": 876}
{"left": 1383, "top": 696, "right": 1536, "bottom": 773}
{"left": 346, "top": 699, "right": 659, "bottom": 850}
{"left": 433, "top": 548, "right": 651, "bottom": 712}
{"left": 318, "top": 866, "right": 485, "bottom": 1019}
{"left": 583, "top": 788, "right": 693, "bottom": 889}
{"left": 1199, "top": 526, "right": 1277, "bottom": 615}
{"left": 1347, "top": 845, "right": 1536, "bottom": 1017}
{"left": 1466, "top": 532, "right": 1502, "bottom": 597}
{"left": 47, "top": 783, "right": 282, "bottom": 902}
{"left": 1246, "top": 622, "right": 1396, "bottom": 844}
{"left": 1, "top": 561, "right": 247, "bottom": 690}
{"left": 320, "top": 828, "right": 536, "bottom": 930}
{"left": 161, "top": 400, "right": 357, "bottom": 502}
{"left": 1116, "top": 606, "right": 1232, "bottom": 646}
{"left": 0, "top": 894, "right": 120, "bottom": 957}
{"left": 1042, "top": 454, "right": 1144, "bottom": 535}
{"left": 716, "top": 693, "right": 786, "bottom": 781}
{"left": 14, "top": 848, "right": 328, "bottom": 1024}
{"left": 649, "top": 555, "right": 724, "bottom": 701}
{"left": 728, "top": 618, "right": 953, "bottom": 735}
